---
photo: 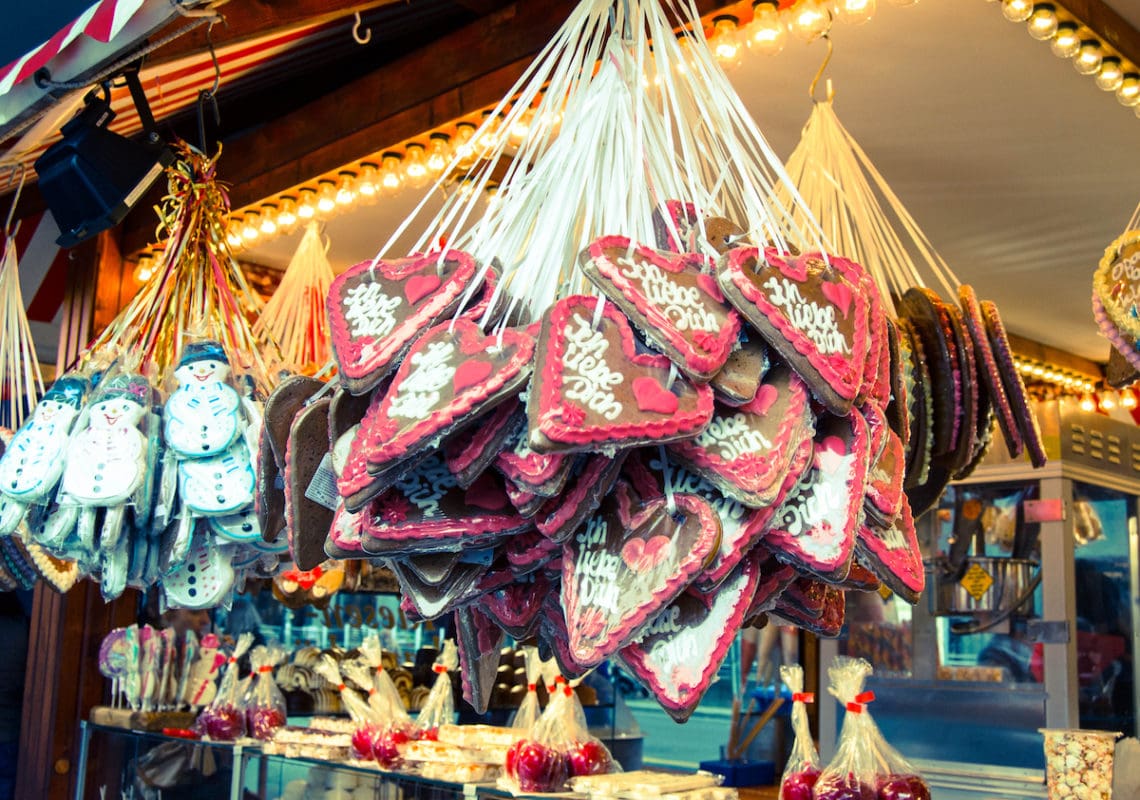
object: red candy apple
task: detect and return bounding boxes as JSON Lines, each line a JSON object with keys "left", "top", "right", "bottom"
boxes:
{"left": 876, "top": 774, "right": 931, "bottom": 800}
{"left": 373, "top": 727, "right": 410, "bottom": 768}
{"left": 199, "top": 704, "right": 244, "bottom": 740}
{"left": 507, "top": 740, "right": 569, "bottom": 793}
{"left": 568, "top": 739, "right": 611, "bottom": 777}
{"left": 779, "top": 767, "right": 821, "bottom": 800}
{"left": 813, "top": 773, "right": 875, "bottom": 800}
{"left": 246, "top": 706, "right": 286, "bottom": 741}
{"left": 351, "top": 724, "right": 381, "bottom": 761}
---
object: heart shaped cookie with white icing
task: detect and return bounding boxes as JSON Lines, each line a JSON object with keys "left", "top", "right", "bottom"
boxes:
{"left": 356, "top": 318, "right": 534, "bottom": 480}
{"left": 560, "top": 481, "right": 720, "bottom": 667}
{"left": 762, "top": 410, "right": 871, "bottom": 582}
{"left": 861, "top": 402, "right": 904, "bottom": 527}
{"left": 580, "top": 236, "right": 742, "bottom": 380}
{"left": 856, "top": 494, "right": 924, "bottom": 604}
{"left": 668, "top": 363, "right": 814, "bottom": 509}
{"left": 619, "top": 553, "right": 759, "bottom": 722}
{"left": 717, "top": 247, "right": 868, "bottom": 416}
{"left": 710, "top": 328, "right": 769, "bottom": 406}
{"left": 327, "top": 250, "right": 481, "bottom": 394}
{"left": 528, "top": 295, "right": 713, "bottom": 453}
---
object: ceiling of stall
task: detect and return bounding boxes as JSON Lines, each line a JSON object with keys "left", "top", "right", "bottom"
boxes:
{"left": 243, "top": 0, "right": 1140, "bottom": 363}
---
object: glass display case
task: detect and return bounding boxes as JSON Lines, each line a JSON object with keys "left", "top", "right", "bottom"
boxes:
{"left": 818, "top": 405, "right": 1140, "bottom": 800}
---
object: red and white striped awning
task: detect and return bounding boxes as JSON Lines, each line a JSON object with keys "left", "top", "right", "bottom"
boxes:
{"left": 0, "top": 0, "right": 148, "bottom": 97}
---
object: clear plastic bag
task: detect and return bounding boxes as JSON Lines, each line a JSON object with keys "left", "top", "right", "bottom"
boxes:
{"left": 313, "top": 654, "right": 387, "bottom": 764}
{"left": 245, "top": 644, "right": 287, "bottom": 740}
{"left": 862, "top": 694, "right": 930, "bottom": 800}
{"left": 359, "top": 631, "right": 413, "bottom": 730}
{"left": 342, "top": 660, "right": 414, "bottom": 769}
{"left": 814, "top": 657, "right": 876, "bottom": 800}
{"left": 563, "top": 677, "right": 618, "bottom": 779}
{"left": 197, "top": 632, "right": 253, "bottom": 740}
{"left": 509, "top": 645, "right": 542, "bottom": 734}
{"left": 504, "top": 678, "right": 573, "bottom": 794}
{"left": 779, "top": 664, "right": 821, "bottom": 800}
{"left": 415, "top": 639, "right": 458, "bottom": 741}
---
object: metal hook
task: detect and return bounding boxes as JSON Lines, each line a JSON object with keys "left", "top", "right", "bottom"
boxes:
{"left": 808, "top": 33, "right": 835, "bottom": 104}
{"left": 196, "top": 20, "right": 222, "bottom": 154}
{"left": 352, "top": 12, "right": 372, "bottom": 45}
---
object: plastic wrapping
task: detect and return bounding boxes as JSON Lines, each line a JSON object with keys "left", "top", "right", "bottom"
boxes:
{"left": 359, "top": 632, "right": 413, "bottom": 728}
{"left": 414, "top": 640, "right": 458, "bottom": 740}
{"left": 504, "top": 682, "right": 573, "bottom": 794}
{"left": 814, "top": 657, "right": 876, "bottom": 800}
{"left": 312, "top": 655, "right": 386, "bottom": 763}
{"left": 778, "top": 664, "right": 820, "bottom": 800}
{"left": 198, "top": 632, "right": 253, "bottom": 740}
{"left": 510, "top": 646, "right": 542, "bottom": 734}
{"left": 863, "top": 696, "right": 930, "bottom": 800}
{"left": 563, "top": 678, "right": 618, "bottom": 779}
{"left": 246, "top": 644, "right": 288, "bottom": 740}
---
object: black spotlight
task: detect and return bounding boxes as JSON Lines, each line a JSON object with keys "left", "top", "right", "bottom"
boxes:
{"left": 34, "top": 65, "right": 172, "bottom": 247}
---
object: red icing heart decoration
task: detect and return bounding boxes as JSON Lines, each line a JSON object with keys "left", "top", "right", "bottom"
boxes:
{"left": 856, "top": 495, "right": 925, "bottom": 604}
{"left": 358, "top": 318, "right": 534, "bottom": 478}
{"left": 561, "top": 482, "right": 720, "bottom": 667}
{"left": 453, "top": 360, "right": 493, "bottom": 393}
{"left": 762, "top": 411, "right": 871, "bottom": 582}
{"left": 406, "top": 274, "right": 442, "bottom": 305}
{"left": 527, "top": 295, "right": 713, "bottom": 453}
{"left": 668, "top": 364, "right": 814, "bottom": 509}
{"left": 717, "top": 247, "right": 869, "bottom": 416}
{"left": 619, "top": 553, "right": 759, "bottom": 722}
{"left": 581, "top": 236, "right": 742, "bottom": 380}
{"left": 327, "top": 250, "right": 479, "bottom": 394}
{"left": 632, "top": 377, "right": 679, "bottom": 415}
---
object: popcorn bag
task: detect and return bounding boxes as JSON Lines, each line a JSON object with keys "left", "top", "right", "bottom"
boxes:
{"left": 1040, "top": 728, "right": 1121, "bottom": 800}
{"left": 814, "top": 657, "right": 876, "bottom": 800}
{"left": 246, "top": 644, "right": 288, "bottom": 740}
{"left": 197, "top": 632, "right": 253, "bottom": 740}
{"left": 779, "top": 664, "right": 821, "bottom": 800}
{"left": 415, "top": 640, "right": 458, "bottom": 741}
{"left": 510, "top": 646, "right": 542, "bottom": 734}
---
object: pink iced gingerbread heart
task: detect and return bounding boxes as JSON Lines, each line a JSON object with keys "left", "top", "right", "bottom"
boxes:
{"left": 561, "top": 482, "right": 720, "bottom": 667}
{"left": 527, "top": 295, "right": 713, "bottom": 453}
{"left": 856, "top": 495, "right": 925, "bottom": 604}
{"left": 717, "top": 247, "right": 869, "bottom": 416}
{"left": 326, "top": 250, "right": 481, "bottom": 394}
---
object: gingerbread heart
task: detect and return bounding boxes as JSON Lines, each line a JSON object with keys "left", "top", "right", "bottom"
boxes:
{"left": 883, "top": 319, "right": 910, "bottom": 450}
{"left": 327, "top": 250, "right": 481, "bottom": 394}
{"left": 651, "top": 201, "right": 747, "bottom": 255}
{"left": 580, "top": 236, "right": 742, "bottom": 379}
{"left": 539, "top": 599, "right": 593, "bottom": 680}
{"left": 391, "top": 558, "right": 489, "bottom": 620}
{"left": 857, "top": 495, "right": 924, "bottom": 604}
{"left": 898, "top": 289, "right": 957, "bottom": 458}
{"left": 285, "top": 398, "right": 334, "bottom": 571}
{"left": 561, "top": 482, "right": 720, "bottom": 667}
{"left": 762, "top": 411, "right": 870, "bottom": 582}
{"left": 455, "top": 604, "right": 505, "bottom": 714}
{"left": 981, "top": 300, "right": 1046, "bottom": 468}
{"left": 773, "top": 584, "right": 845, "bottom": 638}
{"left": 745, "top": 548, "right": 798, "bottom": 619}
{"left": 857, "top": 275, "right": 886, "bottom": 404}
{"left": 961, "top": 285, "right": 1021, "bottom": 460}
{"left": 477, "top": 569, "right": 552, "bottom": 638}
{"left": 504, "top": 530, "right": 561, "bottom": 576}
{"left": 263, "top": 376, "right": 324, "bottom": 470}
{"left": 357, "top": 319, "right": 534, "bottom": 479}
{"left": 1094, "top": 229, "right": 1140, "bottom": 343}
{"left": 495, "top": 425, "right": 574, "bottom": 498}
{"left": 710, "top": 328, "right": 768, "bottom": 406}
{"left": 861, "top": 402, "right": 904, "bottom": 526}
{"left": 899, "top": 321, "right": 933, "bottom": 490}
{"left": 444, "top": 399, "right": 523, "bottom": 489}
{"left": 668, "top": 363, "right": 814, "bottom": 509}
{"left": 717, "top": 247, "right": 868, "bottom": 415}
{"left": 401, "top": 550, "right": 463, "bottom": 586}
{"left": 527, "top": 295, "right": 713, "bottom": 453}
{"left": 356, "top": 454, "right": 531, "bottom": 557}
{"left": 535, "top": 452, "right": 628, "bottom": 543}
{"left": 619, "top": 553, "right": 759, "bottom": 722}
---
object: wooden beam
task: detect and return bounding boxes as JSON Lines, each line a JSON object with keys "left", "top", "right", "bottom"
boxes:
{"left": 450, "top": 0, "right": 516, "bottom": 15}
{"left": 1061, "top": 0, "right": 1140, "bottom": 71}
{"left": 1008, "top": 331, "right": 1105, "bottom": 379}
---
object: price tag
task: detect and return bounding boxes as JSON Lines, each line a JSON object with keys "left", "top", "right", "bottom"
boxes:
{"left": 304, "top": 453, "right": 340, "bottom": 511}
{"left": 960, "top": 562, "right": 994, "bottom": 601}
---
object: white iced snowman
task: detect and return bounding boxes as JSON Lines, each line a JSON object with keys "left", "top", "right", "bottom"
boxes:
{"left": 164, "top": 342, "right": 243, "bottom": 459}
{"left": 178, "top": 440, "right": 256, "bottom": 517}
{"left": 0, "top": 377, "right": 87, "bottom": 533}
{"left": 58, "top": 374, "right": 153, "bottom": 552}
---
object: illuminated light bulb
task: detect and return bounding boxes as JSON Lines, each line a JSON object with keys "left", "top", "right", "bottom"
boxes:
{"left": 379, "top": 152, "right": 404, "bottom": 195}
{"left": 242, "top": 210, "right": 261, "bottom": 242}
{"left": 1026, "top": 3, "right": 1057, "bottom": 40}
{"left": 1122, "top": 388, "right": 1138, "bottom": 409}
{"left": 259, "top": 203, "right": 278, "bottom": 236}
{"left": 403, "top": 143, "right": 429, "bottom": 188}
{"left": 508, "top": 107, "right": 534, "bottom": 149}
{"left": 297, "top": 188, "right": 317, "bottom": 220}
{"left": 1100, "top": 390, "right": 1118, "bottom": 411}
{"left": 747, "top": 1, "right": 786, "bottom": 56}
{"left": 356, "top": 163, "right": 379, "bottom": 202}
{"left": 1079, "top": 392, "right": 1096, "bottom": 412}
{"left": 1002, "top": 0, "right": 1033, "bottom": 23}
{"left": 134, "top": 254, "right": 154, "bottom": 283}
{"left": 226, "top": 227, "right": 244, "bottom": 249}
{"left": 1050, "top": 22, "right": 1080, "bottom": 58}
{"left": 1085, "top": 382, "right": 1096, "bottom": 393}
{"left": 1073, "top": 40, "right": 1103, "bottom": 76}
{"left": 1031, "top": 365, "right": 1045, "bottom": 377}
{"left": 456, "top": 175, "right": 478, "bottom": 198}
{"left": 839, "top": 0, "right": 876, "bottom": 27}
{"left": 789, "top": 0, "right": 832, "bottom": 43}
{"left": 336, "top": 171, "right": 357, "bottom": 206}
{"left": 315, "top": 179, "right": 337, "bottom": 216}
{"left": 276, "top": 196, "right": 299, "bottom": 231}
{"left": 478, "top": 110, "right": 504, "bottom": 152}
{"left": 453, "top": 122, "right": 478, "bottom": 166}
{"left": 427, "top": 133, "right": 451, "bottom": 175}
{"left": 710, "top": 15, "right": 742, "bottom": 65}
{"left": 1095, "top": 56, "right": 1124, "bottom": 91}
{"left": 1117, "top": 73, "right": 1140, "bottom": 106}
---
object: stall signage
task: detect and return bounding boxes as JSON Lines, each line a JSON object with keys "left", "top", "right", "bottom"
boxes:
{"left": 959, "top": 562, "right": 994, "bottom": 601}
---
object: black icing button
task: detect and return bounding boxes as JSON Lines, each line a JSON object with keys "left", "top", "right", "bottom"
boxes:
{"left": 188, "top": 563, "right": 196, "bottom": 572}
{"left": 216, "top": 495, "right": 226, "bottom": 503}
{"left": 188, "top": 588, "right": 197, "bottom": 597}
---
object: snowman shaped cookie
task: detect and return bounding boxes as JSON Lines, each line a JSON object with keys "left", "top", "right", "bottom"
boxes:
{"left": 0, "top": 377, "right": 87, "bottom": 533}
{"left": 165, "top": 342, "right": 244, "bottom": 459}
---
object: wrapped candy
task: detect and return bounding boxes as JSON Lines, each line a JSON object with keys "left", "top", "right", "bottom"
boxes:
{"left": 779, "top": 664, "right": 821, "bottom": 800}
{"left": 185, "top": 633, "right": 224, "bottom": 710}
{"left": 563, "top": 677, "right": 618, "bottom": 779}
{"left": 814, "top": 657, "right": 876, "bottom": 800}
{"left": 504, "top": 675, "right": 574, "bottom": 793}
{"left": 510, "top": 646, "right": 542, "bottom": 734}
{"left": 246, "top": 644, "right": 288, "bottom": 740}
{"left": 313, "top": 655, "right": 389, "bottom": 765}
{"left": 414, "top": 640, "right": 458, "bottom": 741}
{"left": 359, "top": 632, "right": 413, "bottom": 729}
{"left": 197, "top": 633, "right": 253, "bottom": 741}
{"left": 862, "top": 697, "right": 929, "bottom": 800}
